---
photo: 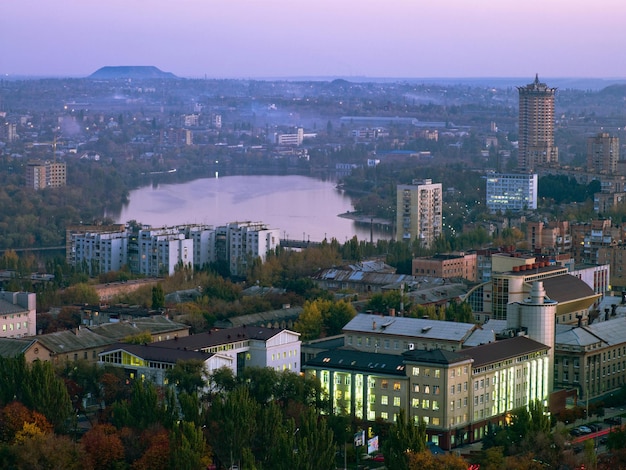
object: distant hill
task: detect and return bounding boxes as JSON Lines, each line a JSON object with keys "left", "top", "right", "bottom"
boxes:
{"left": 89, "top": 66, "right": 177, "bottom": 79}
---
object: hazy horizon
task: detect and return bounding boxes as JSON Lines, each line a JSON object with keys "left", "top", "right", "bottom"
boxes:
{"left": 3, "top": 0, "right": 626, "bottom": 79}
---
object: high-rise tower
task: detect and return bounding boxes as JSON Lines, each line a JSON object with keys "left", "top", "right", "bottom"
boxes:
{"left": 587, "top": 132, "right": 619, "bottom": 173}
{"left": 396, "top": 179, "right": 442, "bottom": 248}
{"left": 517, "top": 75, "right": 558, "bottom": 171}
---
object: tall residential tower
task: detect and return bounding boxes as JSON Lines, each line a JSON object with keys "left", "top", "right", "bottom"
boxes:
{"left": 396, "top": 179, "right": 442, "bottom": 248}
{"left": 517, "top": 75, "right": 558, "bottom": 171}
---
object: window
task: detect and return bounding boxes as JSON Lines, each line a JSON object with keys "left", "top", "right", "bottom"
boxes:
{"left": 433, "top": 385, "right": 440, "bottom": 395}
{"left": 422, "top": 399, "right": 430, "bottom": 409}
{"left": 381, "top": 396, "right": 388, "bottom": 405}
{"left": 381, "top": 412, "right": 388, "bottom": 420}
{"left": 450, "top": 401, "right": 455, "bottom": 411}
{"left": 381, "top": 379, "right": 389, "bottom": 389}
{"left": 393, "top": 381, "right": 401, "bottom": 391}
{"left": 433, "top": 400, "right": 439, "bottom": 410}
{"left": 450, "top": 385, "right": 455, "bottom": 395}
{"left": 424, "top": 385, "right": 430, "bottom": 394}
{"left": 413, "top": 384, "right": 420, "bottom": 393}
{"left": 394, "top": 397, "right": 401, "bottom": 406}
{"left": 434, "top": 369, "right": 441, "bottom": 378}
{"left": 412, "top": 398, "right": 420, "bottom": 408}
{"left": 412, "top": 367, "right": 420, "bottom": 376}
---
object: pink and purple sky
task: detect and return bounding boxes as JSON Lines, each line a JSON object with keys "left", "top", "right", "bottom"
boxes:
{"left": 2, "top": 0, "right": 625, "bottom": 78}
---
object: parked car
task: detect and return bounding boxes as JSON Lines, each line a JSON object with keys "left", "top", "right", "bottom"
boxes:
{"left": 371, "top": 454, "right": 385, "bottom": 462}
{"left": 577, "top": 426, "right": 592, "bottom": 434}
{"left": 570, "top": 428, "right": 582, "bottom": 436}
{"left": 589, "top": 423, "right": 602, "bottom": 432}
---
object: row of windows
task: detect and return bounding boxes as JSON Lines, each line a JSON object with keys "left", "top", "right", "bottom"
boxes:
{"left": 411, "top": 367, "right": 442, "bottom": 378}
{"left": 411, "top": 398, "right": 440, "bottom": 410}
{"left": 413, "top": 384, "right": 440, "bottom": 395}
{"left": 271, "top": 350, "right": 297, "bottom": 361}
{"left": 2, "top": 321, "right": 27, "bottom": 331}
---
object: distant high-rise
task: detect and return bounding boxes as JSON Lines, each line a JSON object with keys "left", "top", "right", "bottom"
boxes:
{"left": 587, "top": 132, "right": 619, "bottom": 173}
{"left": 396, "top": 179, "right": 442, "bottom": 248}
{"left": 517, "top": 75, "right": 558, "bottom": 171}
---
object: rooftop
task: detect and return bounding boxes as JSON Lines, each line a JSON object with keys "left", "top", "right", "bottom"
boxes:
{"left": 303, "top": 349, "right": 406, "bottom": 375}
{"left": 343, "top": 313, "right": 477, "bottom": 344}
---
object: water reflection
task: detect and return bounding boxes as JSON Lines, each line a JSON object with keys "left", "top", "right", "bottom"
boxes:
{"left": 113, "top": 175, "right": 391, "bottom": 243}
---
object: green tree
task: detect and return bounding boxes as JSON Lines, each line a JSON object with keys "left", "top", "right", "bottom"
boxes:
{"left": 22, "top": 359, "right": 73, "bottom": 433}
{"left": 207, "top": 386, "right": 258, "bottom": 469}
{"left": 59, "top": 283, "right": 99, "bottom": 305}
{"left": 166, "top": 359, "right": 206, "bottom": 395}
{"left": 294, "top": 299, "right": 324, "bottom": 340}
{"left": 325, "top": 300, "right": 356, "bottom": 336}
{"left": 152, "top": 283, "right": 166, "bottom": 310}
{"left": 382, "top": 410, "right": 426, "bottom": 470}
{"left": 292, "top": 408, "right": 336, "bottom": 470}
{"left": 169, "top": 421, "right": 207, "bottom": 470}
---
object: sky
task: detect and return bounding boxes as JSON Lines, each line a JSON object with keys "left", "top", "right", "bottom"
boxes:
{"left": 2, "top": 0, "right": 626, "bottom": 79}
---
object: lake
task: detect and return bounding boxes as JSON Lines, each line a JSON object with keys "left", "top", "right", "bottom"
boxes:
{"left": 112, "top": 174, "right": 391, "bottom": 243}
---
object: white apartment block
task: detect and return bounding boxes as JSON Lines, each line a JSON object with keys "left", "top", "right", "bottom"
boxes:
{"left": 137, "top": 227, "right": 194, "bottom": 276}
{"left": 0, "top": 292, "right": 36, "bottom": 338}
{"left": 226, "top": 222, "right": 280, "bottom": 277}
{"left": 396, "top": 179, "right": 443, "bottom": 248}
{"left": 485, "top": 173, "right": 537, "bottom": 213}
{"left": 67, "top": 222, "right": 279, "bottom": 278}
{"left": 68, "top": 225, "right": 128, "bottom": 275}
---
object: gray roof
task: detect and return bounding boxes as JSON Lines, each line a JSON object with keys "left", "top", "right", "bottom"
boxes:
{"left": 303, "top": 349, "right": 406, "bottom": 375}
{"left": 555, "top": 317, "right": 626, "bottom": 349}
{"left": 154, "top": 325, "right": 294, "bottom": 352}
{"left": 402, "top": 348, "right": 469, "bottom": 365}
{"left": 31, "top": 317, "right": 189, "bottom": 354}
{"left": 36, "top": 327, "right": 114, "bottom": 353}
{"left": 0, "top": 338, "right": 37, "bottom": 357}
{"left": 0, "top": 298, "right": 26, "bottom": 315}
{"left": 100, "top": 342, "right": 212, "bottom": 363}
{"left": 213, "top": 307, "right": 303, "bottom": 329}
{"left": 343, "top": 313, "right": 476, "bottom": 343}
{"left": 462, "top": 336, "right": 549, "bottom": 368}
{"left": 405, "top": 282, "right": 469, "bottom": 305}
{"left": 91, "top": 316, "right": 187, "bottom": 340}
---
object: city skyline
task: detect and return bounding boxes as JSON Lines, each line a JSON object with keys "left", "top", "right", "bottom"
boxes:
{"left": 3, "top": 0, "right": 626, "bottom": 79}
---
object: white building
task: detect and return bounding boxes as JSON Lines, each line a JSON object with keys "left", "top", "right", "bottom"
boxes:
{"left": 67, "top": 225, "right": 128, "bottom": 275}
{"left": 68, "top": 222, "right": 279, "bottom": 278}
{"left": 137, "top": 227, "right": 194, "bottom": 276}
{"left": 147, "top": 325, "right": 301, "bottom": 375}
{"left": 0, "top": 291, "right": 36, "bottom": 338}
{"left": 396, "top": 179, "right": 443, "bottom": 248}
{"left": 225, "top": 222, "right": 280, "bottom": 277}
{"left": 485, "top": 173, "right": 537, "bottom": 213}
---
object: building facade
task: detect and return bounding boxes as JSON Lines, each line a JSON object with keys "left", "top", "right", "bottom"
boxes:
{"left": 67, "top": 222, "right": 279, "bottom": 278}
{"left": 0, "top": 291, "right": 36, "bottom": 338}
{"left": 412, "top": 253, "right": 477, "bottom": 282}
{"left": 517, "top": 75, "right": 558, "bottom": 171}
{"left": 67, "top": 225, "right": 128, "bottom": 275}
{"left": 303, "top": 335, "right": 550, "bottom": 450}
{"left": 485, "top": 173, "right": 538, "bottom": 213}
{"left": 587, "top": 132, "right": 619, "bottom": 174}
{"left": 396, "top": 179, "right": 443, "bottom": 248}
{"left": 25, "top": 161, "right": 66, "bottom": 190}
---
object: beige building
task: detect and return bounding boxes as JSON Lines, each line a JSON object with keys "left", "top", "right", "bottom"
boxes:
{"left": 517, "top": 75, "right": 558, "bottom": 171}
{"left": 304, "top": 335, "right": 550, "bottom": 450}
{"left": 396, "top": 179, "right": 442, "bottom": 248}
{"left": 555, "top": 310, "right": 626, "bottom": 403}
{"left": 412, "top": 252, "right": 477, "bottom": 282}
{"left": 526, "top": 220, "right": 571, "bottom": 254}
{"left": 25, "top": 161, "right": 66, "bottom": 190}
{"left": 587, "top": 132, "right": 619, "bottom": 174}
